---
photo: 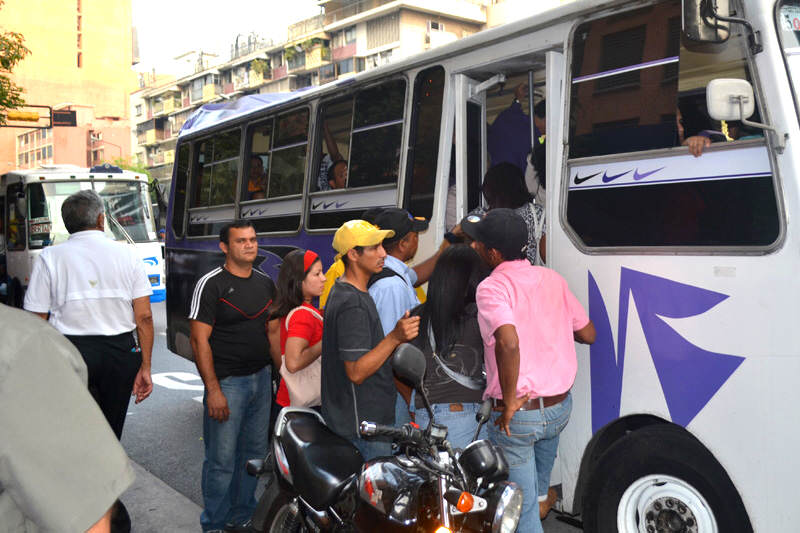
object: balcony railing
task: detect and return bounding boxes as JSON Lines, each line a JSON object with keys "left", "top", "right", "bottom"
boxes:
{"left": 272, "top": 64, "right": 287, "bottom": 79}
{"left": 288, "top": 14, "right": 325, "bottom": 40}
{"left": 230, "top": 37, "right": 272, "bottom": 60}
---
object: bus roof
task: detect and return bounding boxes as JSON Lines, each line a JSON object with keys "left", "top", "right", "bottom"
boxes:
{"left": 177, "top": 0, "right": 606, "bottom": 139}
{"left": 3, "top": 165, "right": 148, "bottom": 182}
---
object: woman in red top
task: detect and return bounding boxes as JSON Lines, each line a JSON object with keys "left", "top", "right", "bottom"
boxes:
{"left": 268, "top": 249, "right": 326, "bottom": 408}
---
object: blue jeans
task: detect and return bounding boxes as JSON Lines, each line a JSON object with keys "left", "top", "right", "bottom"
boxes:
{"left": 488, "top": 393, "right": 572, "bottom": 533}
{"left": 351, "top": 436, "right": 392, "bottom": 461}
{"left": 201, "top": 366, "right": 271, "bottom": 532}
{"left": 395, "top": 392, "right": 411, "bottom": 427}
{"left": 412, "top": 402, "right": 487, "bottom": 450}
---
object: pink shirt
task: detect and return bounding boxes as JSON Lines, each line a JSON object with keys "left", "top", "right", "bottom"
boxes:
{"left": 476, "top": 260, "right": 589, "bottom": 400}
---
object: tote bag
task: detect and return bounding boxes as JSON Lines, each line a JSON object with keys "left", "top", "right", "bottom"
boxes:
{"left": 279, "top": 305, "right": 323, "bottom": 407}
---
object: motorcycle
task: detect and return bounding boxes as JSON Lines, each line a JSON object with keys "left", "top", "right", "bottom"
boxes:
{"left": 246, "top": 343, "right": 523, "bottom": 533}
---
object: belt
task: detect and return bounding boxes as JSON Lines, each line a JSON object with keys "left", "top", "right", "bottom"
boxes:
{"left": 491, "top": 392, "right": 568, "bottom": 412}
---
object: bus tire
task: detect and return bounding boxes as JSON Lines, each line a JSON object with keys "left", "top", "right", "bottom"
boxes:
{"left": 582, "top": 424, "right": 752, "bottom": 533}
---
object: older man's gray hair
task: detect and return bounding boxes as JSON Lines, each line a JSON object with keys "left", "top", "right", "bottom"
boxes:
{"left": 62, "top": 189, "right": 105, "bottom": 234}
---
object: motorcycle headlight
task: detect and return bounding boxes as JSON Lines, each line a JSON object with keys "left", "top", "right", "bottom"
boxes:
{"left": 491, "top": 483, "right": 523, "bottom": 533}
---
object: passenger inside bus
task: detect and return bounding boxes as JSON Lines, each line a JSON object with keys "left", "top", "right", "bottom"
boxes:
{"left": 318, "top": 120, "right": 348, "bottom": 191}
{"left": 246, "top": 155, "right": 267, "bottom": 200}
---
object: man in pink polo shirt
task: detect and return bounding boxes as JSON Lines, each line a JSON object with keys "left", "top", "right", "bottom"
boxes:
{"left": 462, "top": 208, "right": 595, "bottom": 533}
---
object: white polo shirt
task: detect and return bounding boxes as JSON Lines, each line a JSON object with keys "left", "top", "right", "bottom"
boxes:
{"left": 24, "top": 230, "right": 152, "bottom": 336}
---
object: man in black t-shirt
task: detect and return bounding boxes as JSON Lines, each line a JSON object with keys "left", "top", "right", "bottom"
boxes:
{"left": 321, "top": 219, "right": 420, "bottom": 460}
{"left": 189, "top": 221, "right": 275, "bottom": 533}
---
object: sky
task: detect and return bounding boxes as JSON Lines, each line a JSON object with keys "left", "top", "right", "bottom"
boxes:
{"left": 132, "top": 0, "right": 321, "bottom": 73}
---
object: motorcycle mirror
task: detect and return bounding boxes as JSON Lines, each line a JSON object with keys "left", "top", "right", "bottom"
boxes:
{"left": 392, "top": 343, "right": 426, "bottom": 389}
{"left": 476, "top": 399, "right": 492, "bottom": 424}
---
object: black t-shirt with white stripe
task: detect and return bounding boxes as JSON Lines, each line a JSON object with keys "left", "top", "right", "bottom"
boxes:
{"left": 189, "top": 266, "right": 275, "bottom": 379}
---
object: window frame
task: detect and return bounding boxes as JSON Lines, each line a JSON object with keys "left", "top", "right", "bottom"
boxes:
{"left": 237, "top": 104, "right": 312, "bottom": 237}
{"left": 560, "top": 2, "right": 786, "bottom": 256}
{"left": 184, "top": 126, "right": 243, "bottom": 239}
{"left": 305, "top": 75, "right": 409, "bottom": 233}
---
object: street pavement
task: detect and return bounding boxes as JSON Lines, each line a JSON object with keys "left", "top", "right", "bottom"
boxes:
{"left": 120, "top": 302, "right": 580, "bottom": 532}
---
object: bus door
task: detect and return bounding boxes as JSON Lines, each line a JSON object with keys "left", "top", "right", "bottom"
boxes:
{"left": 453, "top": 74, "right": 492, "bottom": 224}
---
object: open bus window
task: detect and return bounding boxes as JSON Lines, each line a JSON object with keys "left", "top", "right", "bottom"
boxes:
{"left": 404, "top": 65, "right": 445, "bottom": 219}
{"left": 190, "top": 128, "right": 240, "bottom": 208}
{"left": 348, "top": 79, "right": 406, "bottom": 188}
{"left": 268, "top": 109, "right": 308, "bottom": 198}
{"left": 564, "top": 0, "right": 780, "bottom": 249}
{"left": 314, "top": 98, "right": 352, "bottom": 192}
{"left": 243, "top": 121, "right": 271, "bottom": 201}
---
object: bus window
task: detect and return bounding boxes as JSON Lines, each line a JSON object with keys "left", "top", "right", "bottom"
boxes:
{"left": 405, "top": 66, "right": 445, "bottom": 219}
{"left": 240, "top": 115, "right": 302, "bottom": 234}
{"left": 243, "top": 121, "right": 272, "bottom": 201}
{"left": 314, "top": 98, "right": 353, "bottom": 192}
{"left": 190, "top": 128, "right": 240, "bottom": 208}
{"left": 171, "top": 143, "right": 190, "bottom": 238}
{"left": 268, "top": 109, "right": 308, "bottom": 198}
{"left": 565, "top": 0, "right": 780, "bottom": 248}
{"left": 348, "top": 78, "right": 406, "bottom": 188}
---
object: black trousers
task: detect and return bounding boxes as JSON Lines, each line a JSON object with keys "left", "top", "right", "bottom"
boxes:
{"left": 65, "top": 332, "right": 140, "bottom": 440}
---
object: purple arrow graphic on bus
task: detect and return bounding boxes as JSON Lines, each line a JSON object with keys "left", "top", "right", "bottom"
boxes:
{"left": 589, "top": 268, "right": 745, "bottom": 432}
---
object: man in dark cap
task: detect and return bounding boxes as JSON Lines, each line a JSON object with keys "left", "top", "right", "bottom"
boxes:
{"left": 462, "top": 208, "right": 596, "bottom": 533}
{"left": 368, "top": 207, "right": 442, "bottom": 426}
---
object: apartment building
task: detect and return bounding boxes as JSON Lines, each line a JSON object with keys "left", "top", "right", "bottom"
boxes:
{"left": 132, "top": 0, "right": 574, "bottom": 187}
{"left": 1, "top": 0, "right": 135, "bottom": 171}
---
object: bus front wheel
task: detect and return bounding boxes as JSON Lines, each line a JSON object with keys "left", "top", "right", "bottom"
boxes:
{"left": 582, "top": 424, "right": 752, "bottom": 533}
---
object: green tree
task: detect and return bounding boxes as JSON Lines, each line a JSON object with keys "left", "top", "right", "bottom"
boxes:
{"left": 0, "top": 0, "right": 31, "bottom": 124}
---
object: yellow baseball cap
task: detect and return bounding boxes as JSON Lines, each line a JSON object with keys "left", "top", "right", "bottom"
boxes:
{"left": 333, "top": 219, "right": 395, "bottom": 260}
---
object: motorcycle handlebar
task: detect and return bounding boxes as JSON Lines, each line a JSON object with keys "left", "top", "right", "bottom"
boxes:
{"left": 360, "top": 421, "right": 428, "bottom": 447}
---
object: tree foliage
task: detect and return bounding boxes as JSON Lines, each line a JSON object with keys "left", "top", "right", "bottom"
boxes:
{"left": 0, "top": 0, "right": 31, "bottom": 124}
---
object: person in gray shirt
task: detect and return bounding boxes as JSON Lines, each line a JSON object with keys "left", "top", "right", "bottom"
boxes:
{"left": 0, "top": 304, "right": 134, "bottom": 533}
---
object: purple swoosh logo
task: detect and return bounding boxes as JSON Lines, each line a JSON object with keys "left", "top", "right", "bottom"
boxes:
{"left": 633, "top": 167, "right": 665, "bottom": 181}
{"left": 601, "top": 170, "right": 632, "bottom": 183}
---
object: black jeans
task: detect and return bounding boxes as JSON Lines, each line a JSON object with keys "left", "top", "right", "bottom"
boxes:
{"left": 65, "top": 332, "right": 140, "bottom": 439}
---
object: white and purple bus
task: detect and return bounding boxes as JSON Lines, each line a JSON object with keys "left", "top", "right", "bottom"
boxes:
{"left": 165, "top": 1, "right": 800, "bottom": 530}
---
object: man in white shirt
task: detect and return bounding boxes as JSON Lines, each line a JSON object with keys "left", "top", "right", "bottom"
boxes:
{"left": 23, "top": 189, "right": 153, "bottom": 530}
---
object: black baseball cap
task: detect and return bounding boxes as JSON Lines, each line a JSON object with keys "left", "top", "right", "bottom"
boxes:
{"left": 361, "top": 207, "right": 385, "bottom": 225}
{"left": 373, "top": 208, "right": 429, "bottom": 243}
{"left": 461, "top": 208, "right": 528, "bottom": 260}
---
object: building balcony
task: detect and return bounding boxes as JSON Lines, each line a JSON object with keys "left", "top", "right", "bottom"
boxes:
{"left": 223, "top": 82, "right": 235, "bottom": 94}
{"left": 272, "top": 64, "right": 288, "bottom": 79}
{"left": 332, "top": 42, "right": 356, "bottom": 61}
{"left": 306, "top": 47, "right": 329, "bottom": 70}
{"left": 201, "top": 84, "right": 221, "bottom": 102}
{"left": 248, "top": 70, "right": 265, "bottom": 88}
{"left": 323, "top": 0, "right": 486, "bottom": 27}
{"left": 289, "top": 14, "right": 325, "bottom": 41}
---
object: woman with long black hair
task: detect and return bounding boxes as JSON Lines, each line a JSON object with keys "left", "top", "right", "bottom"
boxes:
{"left": 409, "top": 244, "right": 489, "bottom": 449}
{"left": 268, "top": 249, "right": 326, "bottom": 409}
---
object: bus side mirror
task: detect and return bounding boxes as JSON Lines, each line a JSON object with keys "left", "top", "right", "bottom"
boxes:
{"left": 706, "top": 79, "right": 755, "bottom": 121}
{"left": 682, "top": 0, "right": 730, "bottom": 43}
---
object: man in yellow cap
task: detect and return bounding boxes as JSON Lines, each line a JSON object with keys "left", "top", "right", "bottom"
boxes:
{"left": 320, "top": 220, "right": 420, "bottom": 459}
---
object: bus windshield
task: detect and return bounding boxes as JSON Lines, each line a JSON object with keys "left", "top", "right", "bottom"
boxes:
{"left": 778, "top": 1, "right": 800, "bottom": 112}
{"left": 26, "top": 180, "right": 157, "bottom": 248}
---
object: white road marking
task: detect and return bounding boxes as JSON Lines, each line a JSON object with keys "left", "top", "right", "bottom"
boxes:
{"left": 152, "top": 372, "right": 204, "bottom": 391}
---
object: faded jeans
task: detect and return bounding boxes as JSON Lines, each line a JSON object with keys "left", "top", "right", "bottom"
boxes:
{"left": 488, "top": 393, "right": 572, "bottom": 533}
{"left": 200, "top": 366, "right": 271, "bottom": 531}
{"left": 412, "top": 402, "right": 487, "bottom": 450}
